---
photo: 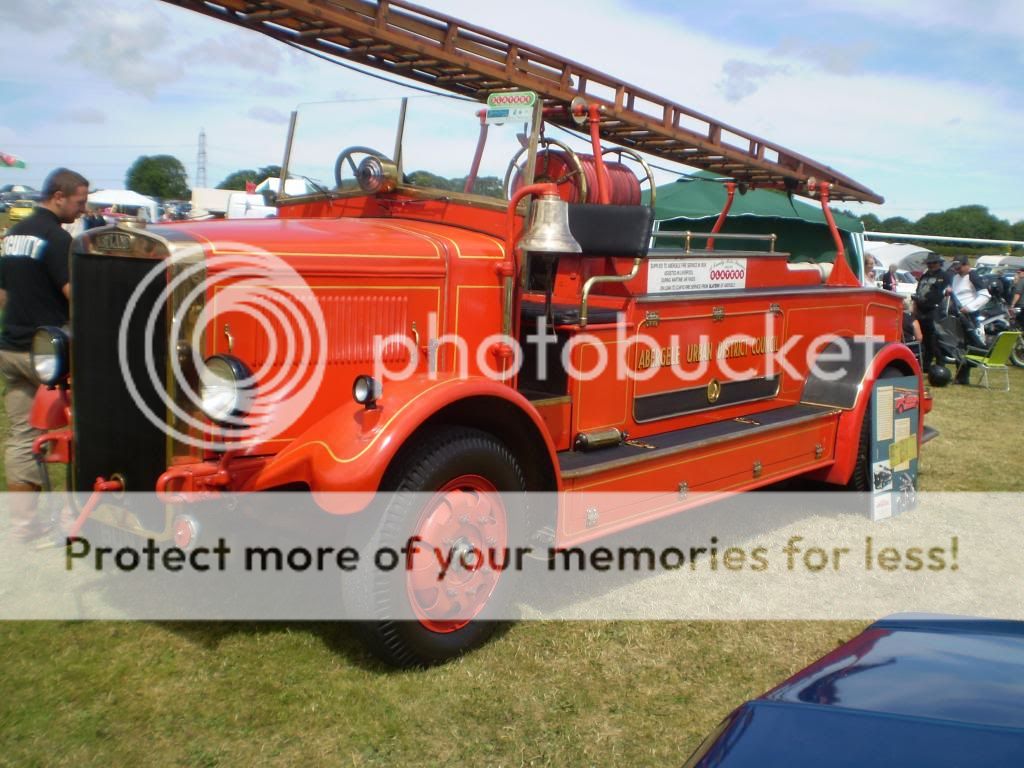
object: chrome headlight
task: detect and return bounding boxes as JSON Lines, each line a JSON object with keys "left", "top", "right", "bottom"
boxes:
{"left": 31, "top": 326, "right": 69, "bottom": 386}
{"left": 352, "top": 374, "right": 382, "bottom": 408}
{"left": 199, "top": 355, "right": 254, "bottom": 424}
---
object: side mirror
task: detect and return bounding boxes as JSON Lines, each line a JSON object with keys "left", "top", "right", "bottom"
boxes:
{"left": 261, "top": 190, "right": 278, "bottom": 206}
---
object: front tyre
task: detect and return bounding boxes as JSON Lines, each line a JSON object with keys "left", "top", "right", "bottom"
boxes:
{"left": 347, "top": 427, "right": 526, "bottom": 668}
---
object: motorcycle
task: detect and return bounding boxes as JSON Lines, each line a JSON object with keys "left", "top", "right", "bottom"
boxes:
{"left": 932, "top": 295, "right": 1013, "bottom": 378}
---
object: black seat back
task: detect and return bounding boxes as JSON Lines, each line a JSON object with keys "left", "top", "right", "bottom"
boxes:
{"left": 567, "top": 204, "right": 654, "bottom": 257}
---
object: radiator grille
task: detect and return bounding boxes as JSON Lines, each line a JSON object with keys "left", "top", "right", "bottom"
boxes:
{"left": 71, "top": 252, "right": 169, "bottom": 514}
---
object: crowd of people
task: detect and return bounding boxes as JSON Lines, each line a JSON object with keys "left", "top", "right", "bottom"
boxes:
{"left": 867, "top": 249, "right": 1024, "bottom": 386}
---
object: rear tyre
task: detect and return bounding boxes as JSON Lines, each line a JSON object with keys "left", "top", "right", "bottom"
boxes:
{"left": 346, "top": 427, "right": 526, "bottom": 668}
{"left": 845, "top": 366, "right": 903, "bottom": 491}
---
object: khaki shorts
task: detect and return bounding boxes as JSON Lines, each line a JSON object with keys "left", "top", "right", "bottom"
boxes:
{"left": 0, "top": 348, "right": 44, "bottom": 487}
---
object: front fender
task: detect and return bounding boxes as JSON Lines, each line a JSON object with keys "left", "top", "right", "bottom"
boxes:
{"left": 29, "top": 386, "right": 69, "bottom": 430}
{"left": 803, "top": 340, "right": 923, "bottom": 485}
{"left": 249, "top": 375, "right": 559, "bottom": 513}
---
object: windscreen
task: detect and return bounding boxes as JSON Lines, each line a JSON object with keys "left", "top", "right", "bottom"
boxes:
{"left": 284, "top": 95, "right": 543, "bottom": 201}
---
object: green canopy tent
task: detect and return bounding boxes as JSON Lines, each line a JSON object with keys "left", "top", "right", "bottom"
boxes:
{"left": 645, "top": 172, "right": 865, "bottom": 268}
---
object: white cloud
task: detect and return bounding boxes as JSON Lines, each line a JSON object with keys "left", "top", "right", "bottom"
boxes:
{"left": 0, "top": 0, "right": 76, "bottom": 32}
{"left": 63, "top": 9, "right": 178, "bottom": 97}
{"left": 771, "top": 39, "right": 875, "bottom": 75}
{"left": 247, "top": 106, "right": 289, "bottom": 125}
{"left": 61, "top": 107, "right": 107, "bottom": 124}
{"left": 180, "top": 33, "right": 290, "bottom": 76}
{"left": 833, "top": 0, "right": 1024, "bottom": 43}
{"left": 716, "top": 59, "right": 790, "bottom": 102}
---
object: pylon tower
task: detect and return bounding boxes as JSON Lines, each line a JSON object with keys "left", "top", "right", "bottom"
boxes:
{"left": 196, "top": 128, "right": 207, "bottom": 189}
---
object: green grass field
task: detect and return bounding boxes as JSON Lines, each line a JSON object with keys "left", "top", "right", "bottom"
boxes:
{"left": 1, "top": 369, "right": 1021, "bottom": 766}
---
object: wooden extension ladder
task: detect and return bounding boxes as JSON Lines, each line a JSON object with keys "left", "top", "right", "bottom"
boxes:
{"left": 160, "top": 0, "right": 883, "bottom": 203}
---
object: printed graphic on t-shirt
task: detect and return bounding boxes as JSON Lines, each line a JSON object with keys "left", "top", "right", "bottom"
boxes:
{"left": 1, "top": 235, "right": 47, "bottom": 261}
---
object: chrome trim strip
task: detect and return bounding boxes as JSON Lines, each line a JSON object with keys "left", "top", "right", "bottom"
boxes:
{"left": 561, "top": 407, "right": 839, "bottom": 479}
{"left": 637, "top": 285, "right": 874, "bottom": 303}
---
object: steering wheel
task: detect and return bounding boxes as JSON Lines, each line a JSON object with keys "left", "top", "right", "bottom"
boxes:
{"left": 334, "top": 146, "right": 393, "bottom": 189}
{"left": 601, "top": 147, "right": 657, "bottom": 209}
{"left": 503, "top": 138, "right": 588, "bottom": 203}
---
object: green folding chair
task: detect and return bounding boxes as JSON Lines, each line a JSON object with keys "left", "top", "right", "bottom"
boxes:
{"left": 957, "top": 331, "right": 1022, "bottom": 391}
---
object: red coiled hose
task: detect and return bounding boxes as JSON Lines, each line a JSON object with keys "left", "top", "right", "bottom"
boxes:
{"left": 514, "top": 151, "right": 641, "bottom": 205}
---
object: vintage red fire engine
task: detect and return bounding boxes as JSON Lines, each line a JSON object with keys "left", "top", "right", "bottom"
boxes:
{"left": 29, "top": 0, "right": 930, "bottom": 666}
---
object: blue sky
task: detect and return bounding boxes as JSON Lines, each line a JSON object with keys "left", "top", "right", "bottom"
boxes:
{"left": 0, "top": 0, "right": 1021, "bottom": 224}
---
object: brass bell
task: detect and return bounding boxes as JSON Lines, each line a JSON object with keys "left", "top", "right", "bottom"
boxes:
{"left": 517, "top": 194, "right": 582, "bottom": 254}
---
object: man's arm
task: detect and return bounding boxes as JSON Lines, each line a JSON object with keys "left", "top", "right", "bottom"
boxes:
{"left": 62, "top": 283, "right": 70, "bottom": 300}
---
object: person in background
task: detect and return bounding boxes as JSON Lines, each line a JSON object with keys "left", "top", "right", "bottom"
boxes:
{"left": 1010, "top": 266, "right": 1024, "bottom": 329}
{"left": 902, "top": 297, "right": 923, "bottom": 344}
{"left": 901, "top": 296, "right": 924, "bottom": 365}
{"left": 85, "top": 208, "right": 106, "bottom": 230}
{"left": 913, "top": 253, "right": 949, "bottom": 373}
{"left": 0, "top": 167, "right": 88, "bottom": 541}
{"left": 862, "top": 254, "right": 876, "bottom": 287}
{"left": 881, "top": 263, "right": 898, "bottom": 292}
{"left": 950, "top": 258, "right": 989, "bottom": 348}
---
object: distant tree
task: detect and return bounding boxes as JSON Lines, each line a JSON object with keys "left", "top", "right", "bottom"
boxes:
{"left": 859, "top": 213, "right": 882, "bottom": 231}
{"left": 125, "top": 155, "right": 190, "bottom": 199}
{"left": 453, "top": 175, "right": 504, "bottom": 199}
{"left": 217, "top": 165, "right": 283, "bottom": 191}
{"left": 878, "top": 216, "right": 915, "bottom": 234}
{"left": 1012, "top": 220, "right": 1024, "bottom": 243}
{"left": 915, "top": 205, "right": 1011, "bottom": 240}
{"left": 405, "top": 170, "right": 454, "bottom": 189}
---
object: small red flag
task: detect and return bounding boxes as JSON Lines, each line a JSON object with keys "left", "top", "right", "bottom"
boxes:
{"left": 245, "top": 180, "right": 256, "bottom": 193}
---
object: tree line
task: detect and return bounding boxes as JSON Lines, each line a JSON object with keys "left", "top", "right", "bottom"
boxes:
{"left": 858, "top": 205, "right": 1024, "bottom": 244}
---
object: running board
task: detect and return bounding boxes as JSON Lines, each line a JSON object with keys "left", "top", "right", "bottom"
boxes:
{"left": 559, "top": 403, "right": 840, "bottom": 479}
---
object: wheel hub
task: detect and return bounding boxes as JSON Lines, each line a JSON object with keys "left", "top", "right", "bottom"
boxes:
{"left": 406, "top": 476, "right": 509, "bottom": 633}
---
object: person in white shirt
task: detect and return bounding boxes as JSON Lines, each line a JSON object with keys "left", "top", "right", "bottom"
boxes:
{"left": 862, "top": 254, "right": 876, "bottom": 287}
{"left": 950, "top": 260, "right": 990, "bottom": 348}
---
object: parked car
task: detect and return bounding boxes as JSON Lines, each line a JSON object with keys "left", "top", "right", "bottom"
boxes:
{"left": 683, "top": 616, "right": 1024, "bottom": 767}
{"left": 7, "top": 199, "right": 36, "bottom": 224}
{"left": 0, "top": 184, "right": 39, "bottom": 203}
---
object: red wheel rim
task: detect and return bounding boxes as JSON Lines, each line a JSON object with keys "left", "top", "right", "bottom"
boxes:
{"left": 405, "top": 475, "right": 509, "bottom": 633}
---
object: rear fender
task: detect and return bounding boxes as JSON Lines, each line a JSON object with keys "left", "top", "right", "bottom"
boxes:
{"left": 802, "top": 340, "right": 921, "bottom": 485}
{"left": 251, "top": 375, "right": 560, "bottom": 513}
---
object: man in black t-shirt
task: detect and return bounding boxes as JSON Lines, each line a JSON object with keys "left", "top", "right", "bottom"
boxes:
{"left": 0, "top": 167, "right": 87, "bottom": 540}
{"left": 913, "top": 253, "right": 950, "bottom": 373}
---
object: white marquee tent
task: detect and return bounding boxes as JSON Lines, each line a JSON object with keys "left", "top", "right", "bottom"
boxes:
{"left": 864, "top": 242, "right": 937, "bottom": 272}
{"left": 87, "top": 189, "right": 159, "bottom": 222}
